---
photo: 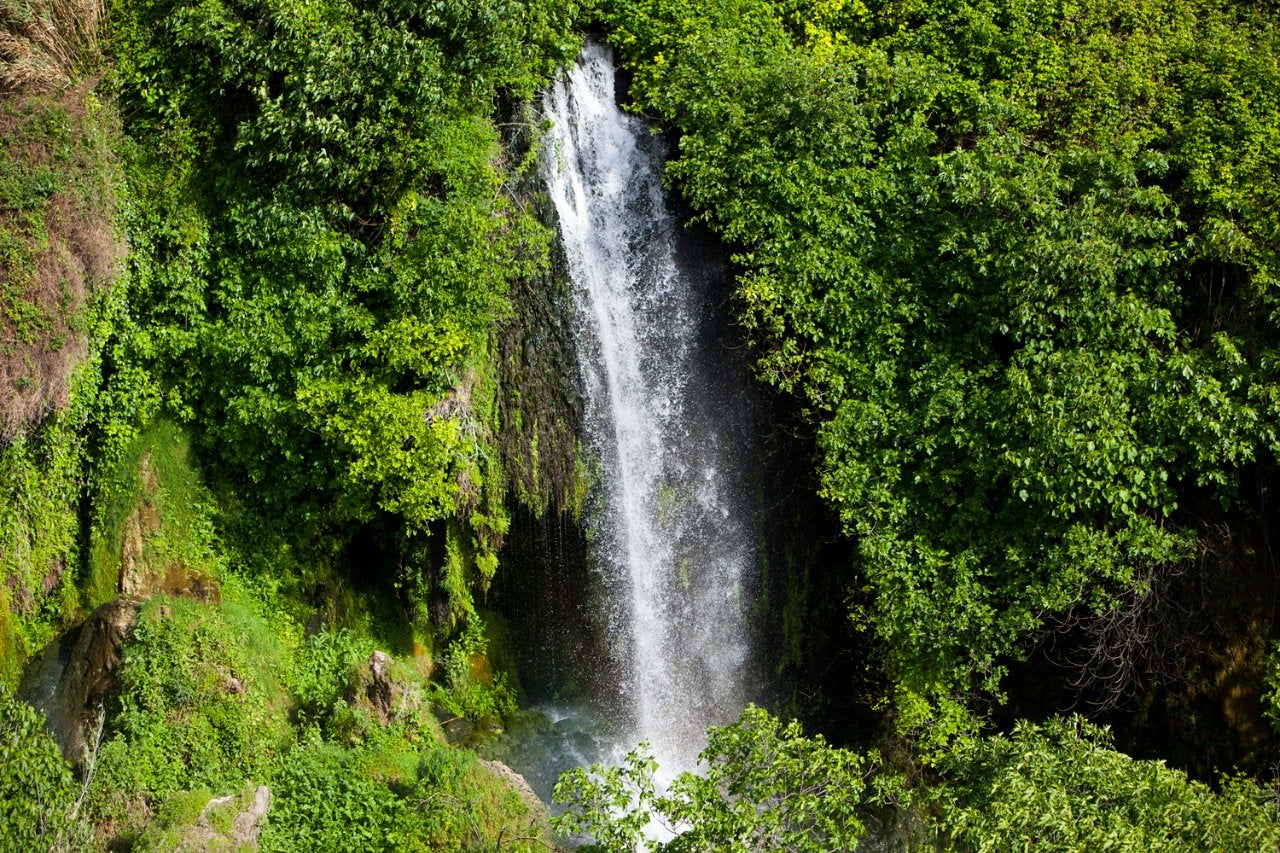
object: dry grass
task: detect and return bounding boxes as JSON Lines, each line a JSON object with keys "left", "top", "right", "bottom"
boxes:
{"left": 0, "top": 84, "right": 122, "bottom": 439}
{"left": 0, "top": 0, "right": 103, "bottom": 94}
{"left": 1, "top": 192, "right": 91, "bottom": 437}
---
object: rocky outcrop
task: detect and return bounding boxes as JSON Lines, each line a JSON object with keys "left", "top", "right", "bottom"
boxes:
{"left": 167, "top": 785, "right": 272, "bottom": 851}
{"left": 117, "top": 451, "right": 220, "bottom": 605}
{"left": 52, "top": 598, "right": 138, "bottom": 766}
{"left": 476, "top": 758, "right": 550, "bottom": 828}
{"left": 495, "top": 153, "right": 586, "bottom": 519}
{"left": 229, "top": 786, "right": 272, "bottom": 846}
{"left": 353, "top": 649, "right": 436, "bottom": 731}
{"left": 366, "top": 649, "right": 395, "bottom": 721}
{"left": 118, "top": 459, "right": 162, "bottom": 599}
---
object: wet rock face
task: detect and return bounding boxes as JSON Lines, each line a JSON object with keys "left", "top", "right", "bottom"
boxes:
{"left": 53, "top": 599, "right": 139, "bottom": 765}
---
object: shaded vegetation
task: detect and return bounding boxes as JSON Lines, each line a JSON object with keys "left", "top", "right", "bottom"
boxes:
{"left": 101, "top": 0, "right": 581, "bottom": 631}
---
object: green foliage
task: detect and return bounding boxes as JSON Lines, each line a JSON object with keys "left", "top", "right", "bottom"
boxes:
{"left": 0, "top": 404, "right": 86, "bottom": 685}
{"left": 554, "top": 705, "right": 898, "bottom": 852}
{"left": 260, "top": 740, "right": 414, "bottom": 852}
{"left": 129, "top": 787, "right": 215, "bottom": 853}
{"left": 289, "top": 628, "right": 370, "bottom": 729}
{"left": 78, "top": 547, "right": 534, "bottom": 848}
{"left": 84, "top": 418, "right": 223, "bottom": 609}
{"left": 87, "top": 587, "right": 293, "bottom": 834}
{"left": 261, "top": 731, "right": 548, "bottom": 852}
{"left": 931, "top": 716, "right": 1280, "bottom": 850}
{"left": 1263, "top": 642, "right": 1280, "bottom": 737}
{"left": 555, "top": 708, "right": 1280, "bottom": 851}
{"left": 601, "top": 0, "right": 1280, "bottom": 735}
{"left": 101, "top": 0, "right": 578, "bottom": 643}
{"left": 428, "top": 619, "right": 518, "bottom": 725}
{"left": 0, "top": 684, "right": 79, "bottom": 850}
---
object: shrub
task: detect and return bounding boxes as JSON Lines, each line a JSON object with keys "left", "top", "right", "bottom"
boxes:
{"left": 932, "top": 717, "right": 1280, "bottom": 850}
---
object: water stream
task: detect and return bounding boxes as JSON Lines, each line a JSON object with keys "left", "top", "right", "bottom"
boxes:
{"left": 539, "top": 41, "right": 763, "bottom": 781}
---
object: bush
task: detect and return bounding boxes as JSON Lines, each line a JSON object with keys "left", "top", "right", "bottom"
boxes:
{"left": 0, "top": 685, "right": 79, "bottom": 850}
{"left": 289, "top": 628, "right": 370, "bottom": 729}
{"left": 262, "top": 730, "right": 545, "bottom": 852}
{"left": 554, "top": 705, "right": 897, "bottom": 852}
{"left": 932, "top": 717, "right": 1280, "bottom": 850}
{"left": 554, "top": 708, "right": 1280, "bottom": 852}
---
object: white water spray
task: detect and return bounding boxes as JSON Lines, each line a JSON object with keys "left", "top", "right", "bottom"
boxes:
{"left": 542, "top": 42, "right": 761, "bottom": 778}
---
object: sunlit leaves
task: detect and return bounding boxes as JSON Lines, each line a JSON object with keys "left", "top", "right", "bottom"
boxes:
{"left": 554, "top": 706, "right": 890, "bottom": 852}
{"left": 933, "top": 717, "right": 1280, "bottom": 850}
{"left": 556, "top": 708, "right": 1280, "bottom": 851}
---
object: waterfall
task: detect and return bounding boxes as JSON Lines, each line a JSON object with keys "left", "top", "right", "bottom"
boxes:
{"left": 541, "top": 41, "right": 762, "bottom": 778}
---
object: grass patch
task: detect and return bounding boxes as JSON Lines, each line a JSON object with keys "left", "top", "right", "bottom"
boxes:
{"left": 1, "top": 0, "right": 105, "bottom": 94}
{"left": 84, "top": 566, "right": 546, "bottom": 849}
{"left": 85, "top": 580, "right": 296, "bottom": 845}
{"left": 85, "top": 417, "right": 222, "bottom": 608}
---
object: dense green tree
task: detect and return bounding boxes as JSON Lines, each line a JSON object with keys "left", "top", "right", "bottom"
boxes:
{"left": 103, "top": 0, "right": 579, "bottom": 624}
{"left": 601, "top": 0, "right": 1280, "bottom": 743}
{"left": 0, "top": 685, "right": 80, "bottom": 849}
{"left": 931, "top": 717, "right": 1280, "bottom": 850}
{"left": 554, "top": 705, "right": 898, "bottom": 852}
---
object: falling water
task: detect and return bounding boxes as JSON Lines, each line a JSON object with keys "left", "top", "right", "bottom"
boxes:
{"left": 541, "top": 41, "right": 762, "bottom": 778}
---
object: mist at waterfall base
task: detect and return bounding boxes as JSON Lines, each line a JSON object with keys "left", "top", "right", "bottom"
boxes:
{"left": 487, "top": 42, "right": 768, "bottom": 811}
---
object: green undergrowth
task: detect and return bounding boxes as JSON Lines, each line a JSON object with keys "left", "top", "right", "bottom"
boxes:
{"left": 0, "top": 682, "right": 93, "bottom": 851}
{"left": 84, "top": 571, "right": 543, "bottom": 849}
{"left": 131, "top": 782, "right": 255, "bottom": 852}
{"left": 261, "top": 732, "right": 548, "bottom": 852}
{"left": 63, "top": 417, "right": 535, "bottom": 848}
{"left": 0, "top": 401, "right": 85, "bottom": 687}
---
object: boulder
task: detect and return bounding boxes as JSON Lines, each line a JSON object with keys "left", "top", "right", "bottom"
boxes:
{"left": 228, "top": 785, "right": 272, "bottom": 847}
{"left": 170, "top": 785, "right": 272, "bottom": 851}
